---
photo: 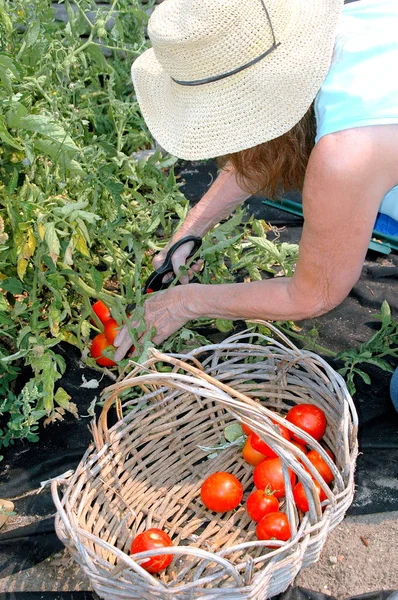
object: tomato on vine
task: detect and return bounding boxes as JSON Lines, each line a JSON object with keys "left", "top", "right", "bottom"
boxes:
{"left": 130, "top": 528, "right": 173, "bottom": 573}
{"left": 92, "top": 300, "right": 111, "bottom": 324}
{"left": 104, "top": 318, "right": 119, "bottom": 345}
{"left": 90, "top": 333, "right": 116, "bottom": 367}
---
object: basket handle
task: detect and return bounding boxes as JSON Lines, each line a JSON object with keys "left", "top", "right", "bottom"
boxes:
{"left": 51, "top": 477, "right": 79, "bottom": 544}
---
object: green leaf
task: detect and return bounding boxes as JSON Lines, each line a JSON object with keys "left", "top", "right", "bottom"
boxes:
{"left": 44, "top": 222, "right": 60, "bottom": 265}
{"left": 24, "top": 21, "right": 40, "bottom": 48}
{"left": 380, "top": 300, "right": 391, "bottom": 325}
{"left": 215, "top": 319, "right": 234, "bottom": 333}
{"left": 90, "top": 267, "right": 104, "bottom": 293}
{"left": 224, "top": 423, "right": 244, "bottom": 443}
{"left": 86, "top": 43, "right": 111, "bottom": 72}
{"left": 0, "top": 115, "right": 23, "bottom": 150}
{"left": 54, "top": 387, "right": 72, "bottom": 408}
{"left": 20, "top": 115, "right": 79, "bottom": 154}
{"left": 202, "top": 234, "right": 243, "bottom": 257}
{"left": 363, "top": 357, "right": 394, "bottom": 373}
{"left": 0, "top": 277, "right": 24, "bottom": 294}
{"left": 354, "top": 369, "right": 371, "bottom": 385}
{"left": 6, "top": 101, "right": 28, "bottom": 129}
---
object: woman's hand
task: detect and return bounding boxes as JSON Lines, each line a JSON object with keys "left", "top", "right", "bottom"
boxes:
{"left": 114, "top": 285, "right": 198, "bottom": 360}
{"left": 152, "top": 237, "right": 203, "bottom": 285}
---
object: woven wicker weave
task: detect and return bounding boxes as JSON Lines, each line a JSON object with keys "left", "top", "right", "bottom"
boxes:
{"left": 52, "top": 323, "right": 358, "bottom": 600}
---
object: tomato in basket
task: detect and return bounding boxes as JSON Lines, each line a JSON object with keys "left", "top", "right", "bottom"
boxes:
{"left": 130, "top": 528, "right": 173, "bottom": 573}
{"left": 255, "top": 511, "right": 291, "bottom": 542}
{"left": 253, "top": 457, "right": 297, "bottom": 498}
{"left": 201, "top": 472, "right": 243, "bottom": 512}
{"left": 285, "top": 404, "right": 327, "bottom": 443}
{"left": 251, "top": 423, "right": 291, "bottom": 458}
{"left": 305, "top": 449, "right": 335, "bottom": 484}
{"left": 246, "top": 489, "right": 279, "bottom": 522}
{"left": 241, "top": 423, "right": 253, "bottom": 436}
{"left": 242, "top": 434, "right": 267, "bottom": 466}
{"left": 293, "top": 480, "right": 327, "bottom": 513}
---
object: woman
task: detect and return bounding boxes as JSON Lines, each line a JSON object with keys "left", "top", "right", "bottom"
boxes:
{"left": 114, "top": 0, "right": 398, "bottom": 362}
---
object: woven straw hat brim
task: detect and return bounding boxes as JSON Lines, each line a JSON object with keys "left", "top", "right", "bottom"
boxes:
{"left": 132, "top": 0, "right": 343, "bottom": 161}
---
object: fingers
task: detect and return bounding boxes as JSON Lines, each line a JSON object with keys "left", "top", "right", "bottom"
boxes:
{"left": 170, "top": 241, "right": 194, "bottom": 285}
{"left": 152, "top": 251, "right": 167, "bottom": 271}
{"left": 152, "top": 240, "right": 197, "bottom": 285}
{"left": 114, "top": 322, "right": 138, "bottom": 361}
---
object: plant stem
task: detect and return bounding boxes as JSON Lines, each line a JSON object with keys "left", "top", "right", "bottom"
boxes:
{"left": 277, "top": 325, "right": 337, "bottom": 358}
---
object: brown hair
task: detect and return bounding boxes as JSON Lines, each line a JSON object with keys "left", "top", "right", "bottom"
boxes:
{"left": 219, "top": 105, "right": 316, "bottom": 199}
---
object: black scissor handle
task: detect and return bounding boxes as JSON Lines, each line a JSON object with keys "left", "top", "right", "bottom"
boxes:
{"left": 143, "top": 236, "right": 202, "bottom": 293}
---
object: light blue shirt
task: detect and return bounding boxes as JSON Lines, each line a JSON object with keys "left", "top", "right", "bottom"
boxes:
{"left": 315, "top": 0, "right": 398, "bottom": 221}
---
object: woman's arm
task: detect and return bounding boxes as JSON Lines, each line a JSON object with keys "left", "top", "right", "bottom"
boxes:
{"left": 151, "top": 163, "right": 251, "bottom": 281}
{"left": 171, "top": 162, "right": 251, "bottom": 239}
{"left": 115, "top": 125, "right": 397, "bottom": 356}
{"left": 182, "top": 126, "right": 396, "bottom": 324}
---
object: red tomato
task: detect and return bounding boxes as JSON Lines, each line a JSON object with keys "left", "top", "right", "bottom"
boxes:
{"left": 251, "top": 423, "right": 291, "bottom": 458}
{"left": 92, "top": 300, "right": 111, "bottom": 324}
{"left": 242, "top": 435, "right": 267, "bottom": 466}
{"left": 130, "top": 528, "right": 173, "bottom": 573}
{"left": 290, "top": 440, "right": 308, "bottom": 454}
{"left": 305, "top": 449, "right": 335, "bottom": 484}
{"left": 285, "top": 404, "right": 327, "bottom": 443}
{"left": 241, "top": 423, "right": 253, "bottom": 436}
{"left": 293, "top": 480, "right": 327, "bottom": 513}
{"left": 104, "top": 318, "right": 119, "bottom": 345}
{"left": 200, "top": 472, "right": 243, "bottom": 512}
{"left": 90, "top": 333, "right": 116, "bottom": 367}
{"left": 253, "top": 457, "right": 297, "bottom": 498}
{"left": 246, "top": 489, "right": 279, "bottom": 522}
{"left": 256, "top": 512, "right": 291, "bottom": 542}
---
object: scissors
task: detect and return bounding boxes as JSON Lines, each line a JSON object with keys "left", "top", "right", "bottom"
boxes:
{"left": 142, "top": 235, "right": 202, "bottom": 294}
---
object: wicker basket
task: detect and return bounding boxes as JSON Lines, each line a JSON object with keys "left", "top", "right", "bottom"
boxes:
{"left": 52, "top": 323, "right": 358, "bottom": 600}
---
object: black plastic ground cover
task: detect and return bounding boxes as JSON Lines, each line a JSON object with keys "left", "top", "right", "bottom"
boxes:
{"left": 0, "top": 588, "right": 396, "bottom": 600}
{"left": 0, "top": 160, "right": 397, "bottom": 578}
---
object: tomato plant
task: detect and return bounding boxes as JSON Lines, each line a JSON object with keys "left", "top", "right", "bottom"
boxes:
{"left": 242, "top": 434, "right": 267, "bottom": 466}
{"left": 285, "top": 404, "right": 327, "bottom": 443}
{"left": 305, "top": 449, "right": 335, "bottom": 484}
{"left": 104, "top": 318, "right": 120, "bottom": 345}
{"left": 246, "top": 489, "right": 279, "bottom": 522}
{"left": 251, "top": 423, "right": 291, "bottom": 458}
{"left": 90, "top": 333, "right": 116, "bottom": 367}
{"left": 293, "top": 480, "right": 327, "bottom": 513}
{"left": 200, "top": 472, "right": 243, "bottom": 512}
{"left": 253, "top": 457, "right": 297, "bottom": 498}
{"left": 130, "top": 528, "right": 173, "bottom": 573}
{"left": 255, "top": 512, "right": 291, "bottom": 541}
{"left": 92, "top": 301, "right": 111, "bottom": 325}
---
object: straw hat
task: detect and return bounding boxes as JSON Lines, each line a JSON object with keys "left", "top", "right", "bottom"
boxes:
{"left": 131, "top": 0, "right": 344, "bottom": 161}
